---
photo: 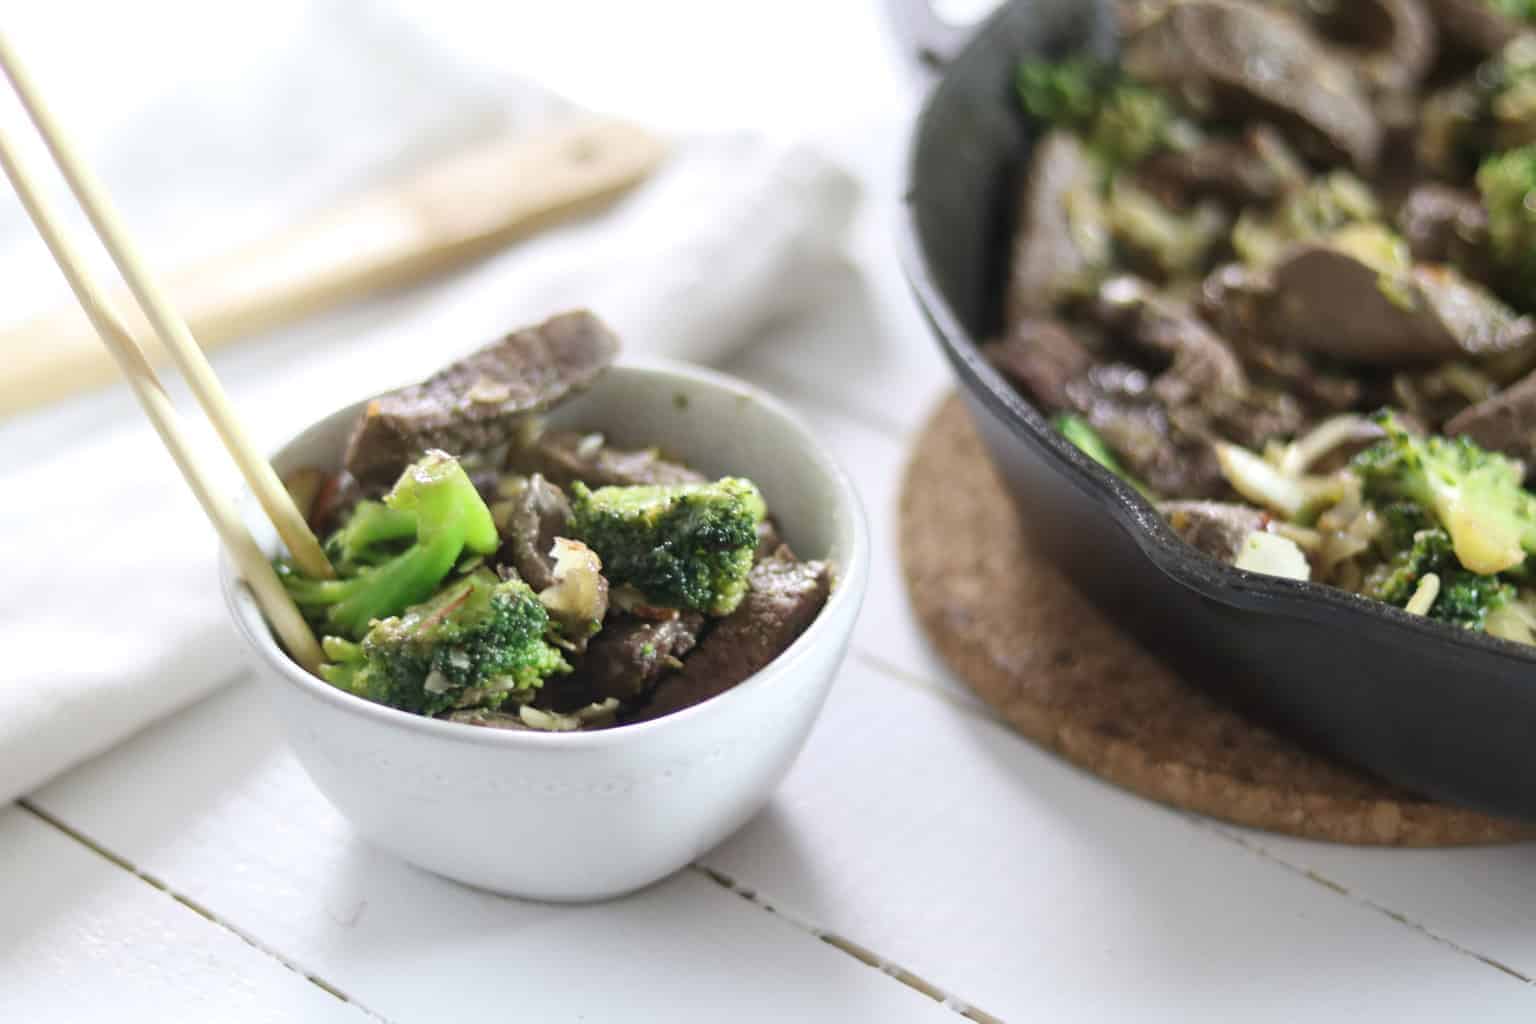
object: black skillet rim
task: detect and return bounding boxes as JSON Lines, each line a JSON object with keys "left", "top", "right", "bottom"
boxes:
{"left": 892, "top": 0, "right": 1536, "bottom": 672}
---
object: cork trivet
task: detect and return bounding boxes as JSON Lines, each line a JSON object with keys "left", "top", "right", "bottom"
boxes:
{"left": 900, "top": 394, "right": 1534, "bottom": 846}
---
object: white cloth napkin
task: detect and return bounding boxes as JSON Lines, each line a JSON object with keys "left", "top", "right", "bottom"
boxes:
{"left": 0, "top": 1, "right": 859, "bottom": 804}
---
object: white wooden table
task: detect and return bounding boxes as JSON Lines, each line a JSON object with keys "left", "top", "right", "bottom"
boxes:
{"left": 8, "top": 2, "right": 1536, "bottom": 1020}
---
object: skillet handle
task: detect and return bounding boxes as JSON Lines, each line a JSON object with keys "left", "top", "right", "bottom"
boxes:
{"left": 884, "top": 0, "right": 1004, "bottom": 76}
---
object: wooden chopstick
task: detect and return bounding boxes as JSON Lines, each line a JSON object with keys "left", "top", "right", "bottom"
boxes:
{"left": 0, "top": 123, "right": 324, "bottom": 674}
{"left": 0, "top": 40, "right": 326, "bottom": 674}
{"left": 0, "top": 31, "right": 335, "bottom": 581}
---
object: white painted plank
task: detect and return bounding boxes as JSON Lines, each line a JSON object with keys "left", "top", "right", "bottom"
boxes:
{"left": 24, "top": 683, "right": 962, "bottom": 1024}
{"left": 1222, "top": 827, "right": 1536, "bottom": 981}
{"left": 697, "top": 660, "right": 1536, "bottom": 1021}
{"left": 0, "top": 804, "right": 371, "bottom": 1024}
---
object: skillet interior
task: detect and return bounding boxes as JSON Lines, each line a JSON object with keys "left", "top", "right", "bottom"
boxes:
{"left": 899, "top": 0, "right": 1536, "bottom": 821}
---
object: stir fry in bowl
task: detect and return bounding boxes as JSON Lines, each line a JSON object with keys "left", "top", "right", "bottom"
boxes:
{"left": 990, "top": 0, "right": 1536, "bottom": 644}
{"left": 276, "top": 311, "right": 834, "bottom": 731}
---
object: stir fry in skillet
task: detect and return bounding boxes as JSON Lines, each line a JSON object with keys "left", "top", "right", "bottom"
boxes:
{"left": 993, "top": 0, "right": 1536, "bottom": 642}
{"left": 276, "top": 311, "right": 833, "bottom": 730}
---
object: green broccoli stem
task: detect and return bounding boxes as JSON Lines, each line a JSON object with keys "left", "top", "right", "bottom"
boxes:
{"left": 328, "top": 501, "right": 419, "bottom": 565}
{"left": 282, "top": 451, "right": 501, "bottom": 639}
{"left": 1053, "top": 414, "right": 1155, "bottom": 499}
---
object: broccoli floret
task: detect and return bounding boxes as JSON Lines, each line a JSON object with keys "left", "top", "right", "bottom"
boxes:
{"left": 1352, "top": 413, "right": 1536, "bottom": 575}
{"left": 1367, "top": 527, "right": 1515, "bottom": 629}
{"left": 320, "top": 569, "right": 569, "bottom": 715}
{"left": 281, "top": 451, "right": 500, "bottom": 639}
{"left": 1369, "top": 527, "right": 1457, "bottom": 606}
{"left": 1491, "top": 0, "right": 1536, "bottom": 25}
{"left": 1477, "top": 143, "right": 1536, "bottom": 308}
{"left": 568, "top": 477, "right": 766, "bottom": 616}
{"left": 1435, "top": 573, "right": 1517, "bottom": 629}
{"left": 1053, "top": 414, "right": 1154, "bottom": 498}
{"left": 1381, "top": 501, "right": 1434, "bottom": 552}
{"left": 1016, "top": 58, "right": 1186, "bottom": 168}
{"left": 324, "top": 500, "right": 418, "bottom": 570}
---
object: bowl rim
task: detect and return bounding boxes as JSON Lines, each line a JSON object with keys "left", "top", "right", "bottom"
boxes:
{"left": 221, "top": 357, "right": 871, "bottom": 749}
{"left": 892, "top": 2, "right": 1536, "bottom": 670}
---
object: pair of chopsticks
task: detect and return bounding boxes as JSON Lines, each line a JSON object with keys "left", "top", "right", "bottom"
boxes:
{"left": 0, "top": 33, "right": 328, "bottom": 673}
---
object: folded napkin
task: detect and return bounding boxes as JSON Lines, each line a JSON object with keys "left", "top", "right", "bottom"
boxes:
{"left": 0, "top": 0, "right": 858, "bottom": 804}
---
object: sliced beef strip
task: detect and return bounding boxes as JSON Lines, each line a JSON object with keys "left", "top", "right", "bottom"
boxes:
{"left": 565, "top": 613, "right": 706, "bottom": 703}
{"left": 1091, "top": 276, "right": 1307, "bottom": 447}
{"left": 1006, "top": 132, "right": 1110, "bottom": 329}
{"left": 1133, "top": 124, "right": 1305, "bottom": 208}
{"left": 1424, "top": 0, "right": 1526, "bottom": 58}
{"left": 1446, "top": 369, "right": 1536, "bottom": 463}
{"left": 1122, "top": 0, "right": 1383, "bottom": 173}
{"left": 343, "top": 310, "right": 619, "bottom": 488}
{"left": 1292, "top": 0, "right": 1437, "bottom": 95}
{"left": 1263, "top": 244, "right": 1533, "bottom": 364}
{"left": 309, "top": 470, "right": 365, "bottom": 537}
{"left": 633, "top": 549, "right": 830, "bottom": 723}
{"left": 493, "top": 473, "right": 570, "bottom": 592}
{"left": 987, "top": 318, "right": 1097, "bottom": 410}
{"left": 1093, "top": 276, "right": 1248, "bottom": 403}
{"left": 1397, "top": 184, "right": 1490, "bottom": 272}
{"left": 1161, "top": 501, "right": 1270, "bottom": 562}
{"left": 1065, "top": 364, "right": 1230, "bottom": 498}
{"left": 1198, "top": 263, "right": 1363, "bottom": 414}
{"left": 516, "top": 430, "right": 706, "bottom": 489}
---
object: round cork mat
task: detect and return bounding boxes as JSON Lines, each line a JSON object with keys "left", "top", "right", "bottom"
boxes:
{"left": 900, "top": 394, "right": 1534, "bottom": 846}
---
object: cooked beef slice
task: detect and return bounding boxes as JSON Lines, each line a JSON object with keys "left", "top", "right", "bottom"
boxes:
{"left": 1161, "top": 501, "right": 1270, "bottom": 561}
{"left": 1263, "top": 244, "right": 1532, "bottom": 364}
{"left": 1133, "top": 124, "right": 1305, "bottom": 207}
{"left": 1123, "top": 0, "right": 1382, "bottom": 173}
{"left": 1397, "top": 184, "right": 1490, "bottom": 270}
{"left": 309, "top": 470, "right": 365, "bottom": 537}
{"left": 516, "top": 430, "right": 706, "bottom": 489}
{"left": 987, "top": 318, "right": 1097, "bottom": 410}
{"left": 1446, "top": 369, "right": 1536, "bottom": 464}
{"left": 1390, "top": 362, "right": 1499, "bottom": 429}
{"left": 1198, "top": 264, "right": 1363, "bottom": 414}
{"left": 1065, "top": 364, "right": 1230, "bottom": 498}
{"left": 1425, "top": 0, "right": 1524, "bottom": 58}
{"left": 1092, "top": 276, "right": 1306, "bottom": 447}
{"left": 493, "top": 473, "right": 571, "bottom": 592}
{"left": 634, "top": 549, "right": 830, "bottom": 722}
{"left": 1006, "top": 132, "right": 1111, "bottom": 328}
{"left": 1094, "top": 276, "right": 1247, "bottom": 402}
{"left": 566, "top": 613, "right": 706, "bottom": 703}
{"left": 1291, "top": 0, "right": 1436, "bottom": 95}
{"left": 1081, "top": 369, "right": 1234, "bottom": 497}
{"left": 343, "top": 310, "right": 619, "bottom": 487}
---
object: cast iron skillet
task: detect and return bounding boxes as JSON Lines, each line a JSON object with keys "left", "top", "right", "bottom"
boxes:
{"left": 891, "top": 0, "right": 1536, "bottom": 822}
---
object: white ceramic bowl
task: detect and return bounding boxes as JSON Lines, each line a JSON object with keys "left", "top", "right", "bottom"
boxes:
{"left": 221, "top": 361, "right": 868, "bottom": 902}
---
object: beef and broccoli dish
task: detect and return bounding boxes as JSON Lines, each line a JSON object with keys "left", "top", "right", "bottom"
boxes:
{"left": 276, "top": 310, "right": 832, "bottom": 731}
{"left": 991, "top": 0, "right": 1536, "bottom": 644}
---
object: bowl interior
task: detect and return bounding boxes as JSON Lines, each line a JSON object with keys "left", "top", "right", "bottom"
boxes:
{"left": 225, "top": 359, "right": 868, "bottom": 731}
